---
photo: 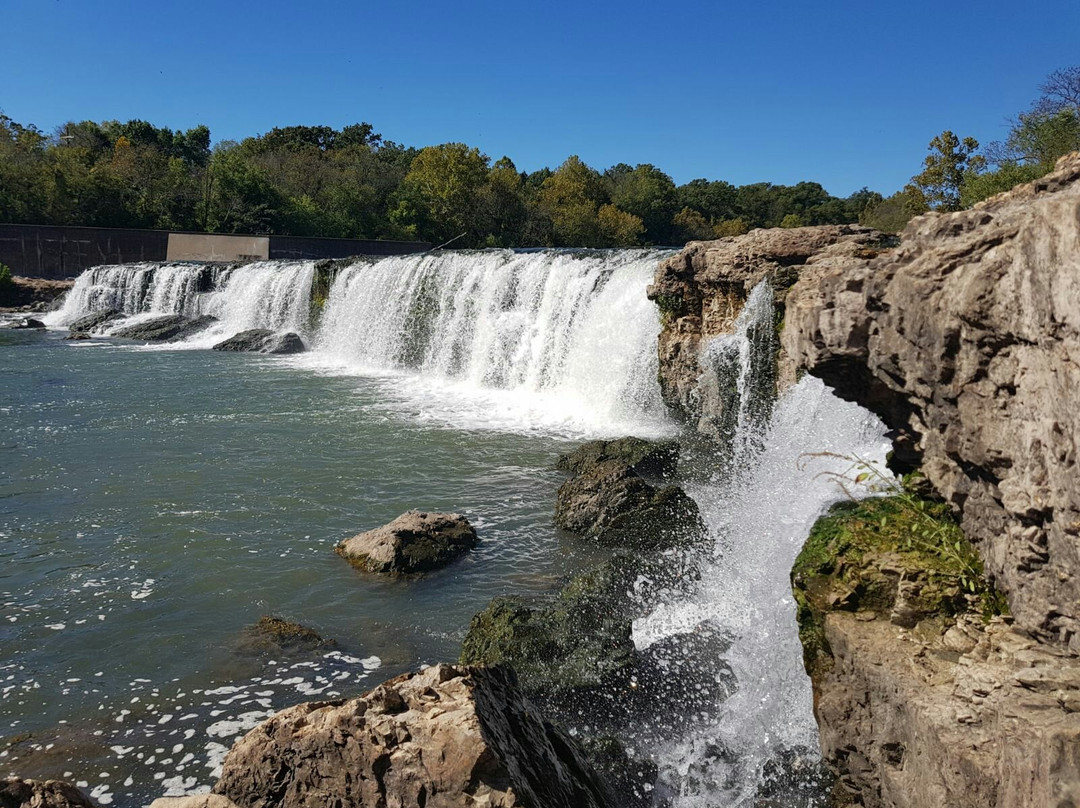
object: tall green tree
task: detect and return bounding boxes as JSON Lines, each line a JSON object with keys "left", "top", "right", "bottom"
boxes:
{"left": 906, "top": 130, "right": 984, "bottom": 212}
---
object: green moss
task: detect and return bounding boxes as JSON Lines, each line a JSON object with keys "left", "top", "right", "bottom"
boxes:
{"left": 653, "top": 293, "right": 687, "bottom": 327}
{"left": 792, "top": 478, "right": 1008, "bottom": 678}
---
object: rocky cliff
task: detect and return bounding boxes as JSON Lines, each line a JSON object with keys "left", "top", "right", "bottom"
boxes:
{"left": 655, "top": 152, "right": 1080, "bottom": 807}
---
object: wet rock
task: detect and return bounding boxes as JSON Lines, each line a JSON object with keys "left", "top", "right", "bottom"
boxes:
{"left": 211, "top": 329, "right": 305, "bottom": 354}
{"left": 3, "top": 316, "right": 46, "bottom": 329}
{"left": 555, "top": 438, "right": 703, "bottom": 552}
{"left": 67, "top": 309, "right": 120, "bottom": 333}
{"left": 110, "top": 314, "right": 218, "bottom": 342}
{"left": 0, "top": 777, "right": 96, "bottom": 807}
{"left": 335, "top": 510, "right": 478, "bottom": 575}
{"left": 556, "top": 437, "right": 679, "bottom": 479}
{"left": 233, "top": 616, "right": 337, "bottom": 661}
{"left": 461, "top": 551, "right": 728, "bottom": 730}
{"left": 63, "top": 332, "right": 91, "bottom": 341}
{"left": 212, "top": 663, "right": 613, "bottom": 808}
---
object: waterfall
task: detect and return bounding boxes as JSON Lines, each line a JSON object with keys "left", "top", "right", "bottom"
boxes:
{"left": 308, "top": 249, "right": 674, "bottom": 437}
{"left": 634, "top": 298, "right": 892, "bottom": 804}
{"left": 46, "top": 260, "right": 316, "bottom": 345}
{"left": 47, "top": 263, "right": 217, "bottom": 325}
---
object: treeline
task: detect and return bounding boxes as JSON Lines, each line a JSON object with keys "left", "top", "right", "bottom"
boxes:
{"left": 863, "top": 65, "right": 1080, "bottom": 232}
{"left": 0, "top": 116, "right": 876, "bottom": 248}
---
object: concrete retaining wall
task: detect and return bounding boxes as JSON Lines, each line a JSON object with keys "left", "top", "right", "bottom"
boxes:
{"left": 0, "top": 224, "right": 430, "bottom": 278}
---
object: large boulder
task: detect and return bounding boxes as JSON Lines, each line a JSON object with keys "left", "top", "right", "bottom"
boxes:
{"left": 212, "top": 663, "right": 613, "bottom": 808}
{"left": 234, "top": 615, "right": 337, "bottom": 660}
{"left": 335, "top": 510, "right": 478, "bottom": 575}
{"left": 0, "top": 778, "right": 96, "bottom": 808}
{"left": 554, "top": 438, "right": 703, "bottom": 552}
{"left": 648, "top": 225, "right": 891, "bottom": 436}
{"left": 67, "top": 309, "right": 121, "bottom": 333}
{"left": 211, "top": 329, "right": 305, "bottom": 354}
{"left": 2, "top": 316, "right": 46, "bottom": 329}
{"left": 110, "top": 314, "right": 217, "bottom": 342}
{"left": 783, "top": 152, "right": 1080, "bottom": 649}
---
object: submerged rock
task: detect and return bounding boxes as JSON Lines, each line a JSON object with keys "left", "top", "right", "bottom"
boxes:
{"left": 233, "top": 615, "right": 337, "bottom": 660}
{"left": 110, "top": 314, "right": 218, "bottom": 342}
{"left": 213, "top": 663, "right": 613, "bottom": 808}
{"left": 62, "top": 332, "right": 91, "bottom": 341}
{"left": 211, "top": 329, "right": 305, "bottom": 354}
{"left": 336, "top": 510, "right": 478, "bottom": 575}
{"left": 67, "top": 308, "right": 120, "bottom": 333}
{"left": 0, "top": 777, "right": 96, "bottom": 807}
{"left": 555, "top": 438, "right": 703, "bottom": 552}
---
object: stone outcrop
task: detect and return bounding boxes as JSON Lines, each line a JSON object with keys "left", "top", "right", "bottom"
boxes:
{"left": 110, "top": 314, "right": 218, "bottom": 342}
{"left": 0, "top": 777, "right": 96, "bottom": 807}
{"left": 335, "top": 510, "right": 478, "bottom": 575}
{"left": 784, "top": 152, "right": 1080, "bottom": 649}
{"left": 67, "top": 309, "right": 120, "bottom": 334}
{"left": 1, "top": 316, "right": 46, "bottom": 329}
{"left": 233, "top": 615, "right": 336, "bottom": 660}
{"left": 648, "top": 225, "right": 893, "bottom": 436}
{"left": 149, "top": 797, "right": 240, "bottom": 808}
{"left": 211, "top": 329, "right": 305, "bottom": 354}
{"left": 212, "top": 663, "right": 613, "bottom": 808}
{"left": 554, "top": 438, "right": 704, "bottom": 551}
{"left": 772, "top": 153, "right": 1080, "bottom": 807}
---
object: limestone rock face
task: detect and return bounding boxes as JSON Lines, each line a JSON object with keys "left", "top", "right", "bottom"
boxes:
{"left": 335, "top": 510, "right": 478, "bottom": 575}
{"left": 784, "top": 152, "right": 1080, "bottom": 649}
{"left": 211, "top": 329, "right": 305, "bottom": 354}
{"left": 212, "top": 663, "right": 612, "bottom": 808}
{"left": 148, "top": 797, "right": 240, "bottom": 808}
{"left": 648, "top": 225, "right": 890, "bottom": 435}
{"left": 812, "top": 613, "right": 1080, "bottom": 808}
{"left": 0, "top": 778, "right": 96, "bottom": 808}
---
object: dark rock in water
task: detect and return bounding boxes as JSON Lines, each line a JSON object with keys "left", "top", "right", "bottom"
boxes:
{"left": 213, "top": 663, "right": 613, "bottom": 808}
{"left": 68, "top": 308, "right": 120, "bottom": 333}
{"left": 0, "top": 777, "right": 96, "bottom": 807}
{"left": 63, "top": 332, "right": 91, "bottom": 341}
{"left": 576, "top": 736, "right": 658, "bottom": 808}
{"left": 110, "top": 314, "right": 218, "bottom": 342}
{"left": 3, "top": 316, "right": 46, "bottom": 329}
{"left": 461, "top": 551, "right": 728, "bottom": 730}
{"left": 556, "top": 437, "right": 679, "bottom": 479}
{"left": 211, "top": 329, "right": 305, "bottom": 354}
{"left": 234, "top": 616, "right": 337, "bottom": 661}
{"left": 336, "top": 510, "right": 478, "bottom": 575}
{"left": 555, "top": 438, "right": 703, "bottom": 552}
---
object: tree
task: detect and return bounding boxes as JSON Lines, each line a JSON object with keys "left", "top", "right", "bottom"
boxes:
{"left": 539, "top": 156, "right": 608, "bottom": 246}
{"left": 394, "top": 143, "right": 490, "bottom": 245}
{"left": 672, "top": 206, "right": 714, "bottom": 242}
{"left": 604, "top": 163, "right": 678, "bottom": 244}
{"left": 597, "top": 204, "right": 644, "bottom": 246}
{"left": 907, "top": 131, "right": 984, "bottom": 212}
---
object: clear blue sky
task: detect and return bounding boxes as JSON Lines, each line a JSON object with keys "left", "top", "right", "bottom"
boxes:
{"left": 3, "top": 0, "right": 1078, "bottom": 196}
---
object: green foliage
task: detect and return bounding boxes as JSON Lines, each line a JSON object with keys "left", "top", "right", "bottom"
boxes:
{"left": 907, "top": 130, "right": 985, "bottom": 212}
{"left": 0, "top": 263, "right": 12, "bottom": 286}
{"left": 859, "top": 189, "right": 919, "bottom": 233}
{"left": 779, "top": 213, "right": 804, "bottom": 228}
{"left": 0, "top": 111, "right": 878, "bottom": 246}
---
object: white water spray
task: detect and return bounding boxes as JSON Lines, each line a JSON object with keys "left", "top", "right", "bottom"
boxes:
{"left": 307, "top": 249, "right": 673, "bottom": 436}
{"left": 635, "top": 382, "right": 891, "bottom": 804}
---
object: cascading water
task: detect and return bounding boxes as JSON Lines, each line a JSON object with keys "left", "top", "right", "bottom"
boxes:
{"left": 46, "top": 260, "right": 316, "bottom": 345}
{"left": 308, "top": 249, "right": 674, "bottom": 436}
{"left": 48, "top": 263, "right": 218, "bottom": 324}
{"left": 633, "top": 281, "right": 893, "bottom": 806}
